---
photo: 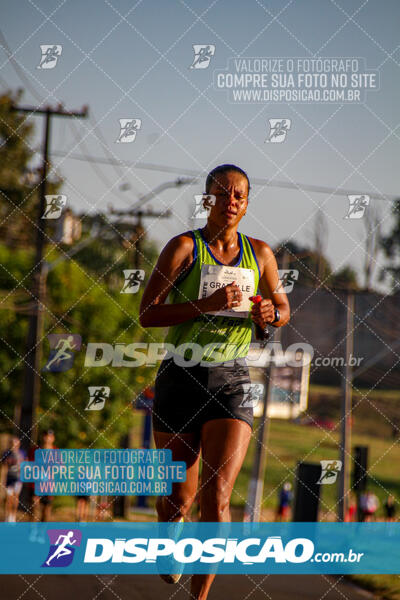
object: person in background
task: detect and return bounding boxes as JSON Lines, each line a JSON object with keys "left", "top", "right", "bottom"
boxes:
{"left": 1, "top": 435, "right": 26, "bottom": 522}
{"left": 384, "top": 495, "right": 396, "bottom": 521}
{"left": 359, "top": 490, "right": 379, "bottom": 521}
{"left": 345, "top": 492, "right": 357, "bottom": 522}
{"left": 75, "top": 495, "right": 90, "bottom": 522}
{"left": 29, "top": 429, "right": 56, "bottom": 522}
{"left": 275, "top": 482, "right": 293, "bottom": 521}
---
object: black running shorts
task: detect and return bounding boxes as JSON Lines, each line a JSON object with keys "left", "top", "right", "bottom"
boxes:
{"left": 152, "top": 356, "right": 254, "bottom": 434}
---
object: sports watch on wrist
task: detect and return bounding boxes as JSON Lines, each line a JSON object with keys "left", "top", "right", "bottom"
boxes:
{"left": 272, "top": 307, "right": 280, "bottom": 325}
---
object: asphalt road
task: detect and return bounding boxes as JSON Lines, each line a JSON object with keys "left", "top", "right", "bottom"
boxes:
{"left": 1, "top": 574, "right": 373, "bottom": 600}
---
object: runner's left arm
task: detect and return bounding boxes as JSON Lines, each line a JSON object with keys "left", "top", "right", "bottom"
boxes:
{"left": 249, "top": 239, "right": 290, "bottom": 328}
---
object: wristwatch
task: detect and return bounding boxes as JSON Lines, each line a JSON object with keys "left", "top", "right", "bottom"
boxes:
{"left": 272, "top": 307, "right": 280, "bottom": 325}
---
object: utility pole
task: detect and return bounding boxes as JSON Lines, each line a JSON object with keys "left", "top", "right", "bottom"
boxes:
{"left": 109, "top": 207, "right": 171, "bottom": 269}
{"left": 12, "top": 103, "right": 88, "bottom": 453}
{"left": 108, "top": 204, "right": 171, "bottom": 518}
{"left": 110, "top": 177, "right": 195, "bottom": 268}
{"left": 338, "top": 289, "right": 354, "bottom": 521}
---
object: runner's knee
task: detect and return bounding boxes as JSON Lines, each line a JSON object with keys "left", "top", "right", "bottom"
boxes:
{"left": 159, "top": 489, "right": 196, "bottom": 520}
{"left": 200, "top": 479, "right": 231, "bottom": 520}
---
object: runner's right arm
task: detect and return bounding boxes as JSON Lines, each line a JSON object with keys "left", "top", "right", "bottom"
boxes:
{"left": 139, "top": 233, "right": 241, "bottom": 327}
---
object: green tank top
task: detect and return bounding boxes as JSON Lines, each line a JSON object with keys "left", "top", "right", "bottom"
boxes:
{"left": 165, "top": 228, "right": 260, "bottom": 364}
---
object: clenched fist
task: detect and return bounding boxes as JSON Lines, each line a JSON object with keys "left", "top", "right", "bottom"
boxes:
{"left": 250, "top": 297, "right": 275, "bottom": 328}
{"left": 204, "top": 280, "right": 242, "bottom": 312}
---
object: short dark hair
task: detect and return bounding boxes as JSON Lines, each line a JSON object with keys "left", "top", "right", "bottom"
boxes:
{"left": 42, "top": 429, "right": 54, "bottom": 436}
{"left": 205, "top": 164, "right": 250, "bottom": 196}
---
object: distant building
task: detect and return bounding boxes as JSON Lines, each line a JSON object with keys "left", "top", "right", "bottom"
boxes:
{"left": 54, "top": 208, "right": 82, "bottom": 244}
{"left": 280, "top": 286, "right": 400, "bottom": 389}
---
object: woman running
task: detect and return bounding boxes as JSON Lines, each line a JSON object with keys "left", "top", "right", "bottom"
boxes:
{"left": 139, "top": 164, "right": 290, "bottom": 599}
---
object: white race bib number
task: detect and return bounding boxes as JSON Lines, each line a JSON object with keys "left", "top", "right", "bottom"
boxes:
{"left": 199, "top": 264, "right": 255, "bottom": 318}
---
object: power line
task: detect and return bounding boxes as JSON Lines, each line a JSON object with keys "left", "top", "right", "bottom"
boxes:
{"left": 50, "top": 151, "right": 398, "bottom": 202}
{"left": 0, "top": 29, "right": 43, "bottom": 102}
{"left": 87, "top": 112, "right": 141, "bottom": 196}
{"left": 1, "top": 25, "right": 396, "bottom": 206}
{"left": 67, "top": 119, "right": 134, "bottom": 205}
{"left": 0, "top": 28, "right": 138, "bottom": 207}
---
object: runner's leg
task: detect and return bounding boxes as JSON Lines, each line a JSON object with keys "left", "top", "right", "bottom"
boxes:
{"left": 153, "top": 431, "right": 201, "bottom": 522}
{"left": 10, "top": 490, "right": 19, "bottom": 520}
{"left": 190, "top": 418, "right": 252, "bottom": 600}
{"left": 4, "top": 490, "right": 12, "bottom": 521}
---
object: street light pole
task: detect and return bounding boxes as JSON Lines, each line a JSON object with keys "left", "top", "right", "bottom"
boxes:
{"left": 244, "top": 250, "right": 289, "bottom": 521}
{"left": 338, "top": 289, "right": 354, "bottom": 521}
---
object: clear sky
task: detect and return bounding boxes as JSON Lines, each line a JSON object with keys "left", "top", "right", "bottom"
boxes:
{"left": 1, "top": 0, "right": 399, "bottom": 292}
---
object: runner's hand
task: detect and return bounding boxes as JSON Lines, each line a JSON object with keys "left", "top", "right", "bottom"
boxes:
{"left": 204, "top": 280, "right": 242, "bottom": 312}
{"left": 251, "top": 298, "right": 275, "bottom": 328}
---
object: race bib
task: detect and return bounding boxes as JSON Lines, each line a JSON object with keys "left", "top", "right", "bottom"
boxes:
{"left": 199, "top": 264, "right": 255, "bottom": 318}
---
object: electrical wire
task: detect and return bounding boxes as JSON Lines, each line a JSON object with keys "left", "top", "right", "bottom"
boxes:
{"left": 49, "top": 151, "right": 398, "bottom": 202}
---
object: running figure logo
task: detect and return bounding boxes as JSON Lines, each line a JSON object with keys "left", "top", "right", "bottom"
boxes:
{"left": 189, "top": 45, "right": 215, "bottom": 69}
{"left": 239, "top": 383, "right": 265, "bottom": 408}
{"left": 317, "top": 460, "right": 342, "bottom": 484}
{"left": 85, "top": 386, "right": 110, "bottom": 411}
{"left": 116, "top": 119, "right": 142, "bottom": 143}
{"left": 274, "top": 269, "right": 299, "bottom": 294}
{"left": 42, "top": 529, "right": 81, "bottom": 567}
{"left": 42, "top": 195, "right": 67, "bottom": 219}
{"left": 121, "top": 269, "right": 145, "bottom": 294}
{"left": 43, "top": 334, "right": 82, "bottom": 372}
{"left": 37, "top": 45, "right": 62, "bottom": 69}
{"left": 265, "top": 119, "right": 291, "bottom": 143}
{"left": 344, "top": 195, "right": 370, "bottom": 219}
{"left": 192, "top": 194, "right": 216, "bottom": 220}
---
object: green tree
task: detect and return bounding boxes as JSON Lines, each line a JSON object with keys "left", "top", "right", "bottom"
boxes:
{"left": 380, "top": 198, "right": 400, "bottom": 291}
{"left": 73, "top": 213, "right": 160, "bottom": 288}
{"left": 0, "top": 88, "right": 163, "bottom": 447}
{"left": 0, "top": 89, "right": 62, "bottom": 248}
{"left": 327, "top": 265, "right": 359, "bottom": 290}
{"left": 0, "top": 242, "right": 164, "bottom": 448}
{"left": 0, "top": 90, "right": 33, "bottom": 190}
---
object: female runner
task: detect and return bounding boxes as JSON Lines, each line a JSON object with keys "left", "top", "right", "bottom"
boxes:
{"left": 139, "top": 164, "right": 290, "bottom": 599}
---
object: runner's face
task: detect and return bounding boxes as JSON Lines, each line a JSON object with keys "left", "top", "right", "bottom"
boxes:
{"left": 207, "top": 172, "right": 248, "bottom": 228}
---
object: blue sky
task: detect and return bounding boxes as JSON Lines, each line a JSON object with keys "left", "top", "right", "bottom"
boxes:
{"left": 1, "top": 0, "right": 399, "bottom": 291}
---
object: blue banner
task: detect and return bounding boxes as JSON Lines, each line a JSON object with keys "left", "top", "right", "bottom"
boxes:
{"left": 20, "top": 449, "right": 186, "bottom": 496}
{"left": 0, "top": 522, "right": 399, "bottom": 574}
